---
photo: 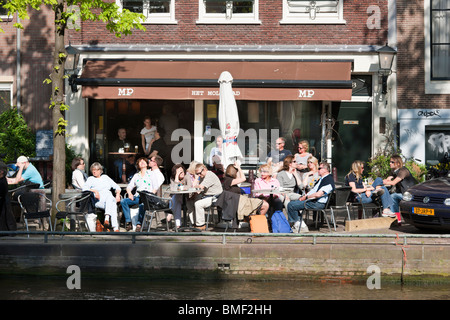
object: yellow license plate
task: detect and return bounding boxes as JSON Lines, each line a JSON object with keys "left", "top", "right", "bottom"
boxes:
{"left": 413, "top": 207, "right": 435, "bottom": 216}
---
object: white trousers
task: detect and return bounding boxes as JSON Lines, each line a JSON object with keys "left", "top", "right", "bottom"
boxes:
{"left": 193, "top": 196, "right": 215, "bottom": 226}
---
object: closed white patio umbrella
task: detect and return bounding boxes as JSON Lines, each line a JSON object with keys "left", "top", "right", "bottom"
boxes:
{"left": 218, "top": 71, "right": 243, "bottom": 169}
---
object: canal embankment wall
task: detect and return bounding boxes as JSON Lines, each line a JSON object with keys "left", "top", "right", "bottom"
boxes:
{"left": 1, "top": 232, "right": 450, "bottom": 283}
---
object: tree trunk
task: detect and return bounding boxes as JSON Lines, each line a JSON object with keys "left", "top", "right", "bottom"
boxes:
{"left": 51, "top": 0, "right": 67, "bottom": 219}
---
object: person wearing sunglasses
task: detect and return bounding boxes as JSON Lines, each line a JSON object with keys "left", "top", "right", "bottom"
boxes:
{"left": 266, "top": 137, "right": 292, "bottom": 170}
{"left": 294, "top": 140, "right": 312, "bottom": 173}
{"left": 382, "top": 155, "right": 418, "bottom": 216}
{"left": 287, "top": 162, "right": 335, "bottom": 233}
{"left": 192, "top": 163, "right": 223, "bottom": 230}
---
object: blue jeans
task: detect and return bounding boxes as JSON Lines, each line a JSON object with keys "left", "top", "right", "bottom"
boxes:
{"left": 357, "top": 177, "right": 395, "bottom": 211}
{"left": 120, "top": 196, "right": 142, "bottom": 223}
{"left": 391, "top": 193, "right": 403, "bottom": 213}
{"left": 287, "top": 199, "right": 326, "bottom": 224}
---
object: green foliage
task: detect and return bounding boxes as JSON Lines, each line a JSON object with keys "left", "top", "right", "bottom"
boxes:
{"left": 366, "top": 153, "right": 392, "bottom": 180}
{"left": 367, "top": 152, "right": 428, "bottom": 183}
{"left": 0, "top": 107, "right": 36, "bottom": 163}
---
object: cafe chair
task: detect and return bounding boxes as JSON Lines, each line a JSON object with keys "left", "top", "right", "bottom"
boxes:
{"left": 54, "top": 191, "right": 94, "bottom": 232}
{"left": 18, "top": 192, "right": 53, "bottom": 237}
{"left": 350, "top": 193, "right": 383, "bottom": 219}
{"left": 302, "top": 190, "right": 335, "bottom": 232}
{"left": 138, "top": 191, "right": 173, "bottom": 231}
{"left": 329, "top": 186, "right": 352, "bottom": 229}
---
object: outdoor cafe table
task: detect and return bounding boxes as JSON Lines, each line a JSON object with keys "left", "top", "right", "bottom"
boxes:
{"left": 108, "top": 152, "right": 137, "bottom": 183}
{"left": 164, "top": 187, "right": 204, "bottom": 231}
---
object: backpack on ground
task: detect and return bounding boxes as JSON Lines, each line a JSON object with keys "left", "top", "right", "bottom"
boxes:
{"left": 271, "top": 210, "right": 292, "bottom": 233}
{"left": 249, "top": 215, "right": 269, "bottom": 233}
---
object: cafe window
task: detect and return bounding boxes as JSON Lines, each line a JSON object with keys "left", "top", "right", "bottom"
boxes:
{"left": 197, "top": 0, "right": 260, "bottom": 24}
{"left": 280, "top": 0, "right": 344, "bottom": 24}
{"left": 202, "top": 100, "right": 323, "bottom": 165}
{"left": 116, "top": 0, "right": 177, "bottom": 24}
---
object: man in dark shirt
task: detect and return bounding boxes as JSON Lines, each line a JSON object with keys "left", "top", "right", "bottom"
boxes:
{"left": 287, "top": 162, "right": 335, "bottom": 233}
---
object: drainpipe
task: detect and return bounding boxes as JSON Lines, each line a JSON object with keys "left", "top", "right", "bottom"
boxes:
{"left": 16, "top": 16, "right": 21, "bottom": 112}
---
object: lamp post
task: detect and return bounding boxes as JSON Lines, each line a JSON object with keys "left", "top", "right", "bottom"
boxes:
{"left": 377, "top": 44, "right": 396, "bottom": 95}
{"left": 65, "top": 43, "right": 80, "bottom": 92}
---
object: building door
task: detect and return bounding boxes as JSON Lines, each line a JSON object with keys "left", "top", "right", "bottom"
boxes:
{"left": 331, "top": 102, "right": 372, "bottom": 183}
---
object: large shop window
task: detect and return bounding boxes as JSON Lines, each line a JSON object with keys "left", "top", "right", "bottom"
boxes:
{"left": 116, "top": 0, "right": 177, "bottom": 24}
{"left": 425, "top": 126, "right": 450, "bottom": 166}
{"left": 431, "top": 0, "right": 450, "bottom": 80}
{"left": 88, "top": 99, "right": 194, "bottom": 177}
{"left": 203, "top": 100, "right": 323, "bottom": 166}
{"left": 280, "top": 0, "right": 344, "bottom": 24}
{"left": 197, "top": 0, "right": 260, "bottom": 24}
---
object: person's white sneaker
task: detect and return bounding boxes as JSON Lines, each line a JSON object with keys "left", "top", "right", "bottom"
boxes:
{"left": 300, "top": 222, "right": 309, "bottom": 233}
{"left": 291, "top": 221, "right": 300, "bottom": 233}
{"left": 382, "top": 208, "right": 396, "bottom": 218}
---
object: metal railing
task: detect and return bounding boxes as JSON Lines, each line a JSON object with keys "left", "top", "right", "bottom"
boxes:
{"left": 2, "top": 230, "right": 450, "bottom": 245}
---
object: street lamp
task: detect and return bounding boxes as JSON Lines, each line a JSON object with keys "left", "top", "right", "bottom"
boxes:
{"left": 65, "top": 43, "right": 80, "bottom": 92}
{"left": 377, "top": 44, "right": 396, "bottom": 95}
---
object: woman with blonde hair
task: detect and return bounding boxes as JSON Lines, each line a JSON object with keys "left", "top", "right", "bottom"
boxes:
{"left": 302, "top": 156, "right": 320, "bottom": 192}
{"left": 294, "top": 140, "right": 312, "bottom": 172}
{"left": 345, "top": 160, "right": 396, "bottom": 217}
{"left": 253, "top": 164, "right": 283, "bottom": 215}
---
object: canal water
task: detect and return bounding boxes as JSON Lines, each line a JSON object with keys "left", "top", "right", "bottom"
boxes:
{"left": 1, "top": 276, "right": 449, "bottom": 300}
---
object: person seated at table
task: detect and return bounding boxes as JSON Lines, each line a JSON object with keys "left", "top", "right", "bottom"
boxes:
{"left": 169, "top": 164, "right": 187, "bottom": 229}
{"left": 110, "top": 127, "right": 132, "bottom": 182}
{"left": 382, "top": 155, "right": 418, "bottom": 217}
{"left": 132, "top": 155, "right": 167, "bottom": 232}
{"left": 192, "top": 163, "right": 223, "bottom": 230}
{"left": 276, "top": 155, "right": 304, "bottom": 206}
{"left": 209, "top": 135, "right": 223, "bottom": 167}
{"left": 148, "top": 155, "right": 165, "bottom": 194}
{"left": 345, "top": 160, "right": 395, "bottom": 218}
{"left": 287, "top": 162, "right": 335, "bottom": 233}
{"left": 294, "top": 140, "right": 312, "bottom": 173}
{"left": 7, "top": 156, "right": 44, "bottom": 189}
{"left": 184, "top": 160, "right": 202, "bottom": 225}
{"left": 124, "top": 154, "right": 137, "bottom": 181}
{"left": 302, "top": 156, "right": 320, "bottom": 193}
{"left": 253, "top": 164, "right": 283, "bottom": 216}
{"left": 71, "top": 157, "right": 88, "bottom": 190}
{"left": 222, "top": 162, "right": 246, "bottom": 194}
{"left": 266, "top": 137, "right": 292, "bottom": 172}
{"left": 120, "top": 157, "right": 153, "bottom": 232}
{"left": 82, "top": 162, "right": 122, "bottom": 232}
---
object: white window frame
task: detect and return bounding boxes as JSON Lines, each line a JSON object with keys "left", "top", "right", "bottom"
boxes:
{"left": 0, "top": 81, "right": 13, "bottom": 110}
{"left": 424, "top": 0, "right": 450, "bottom": 94}
{"left": 197, "top": 0, "right": 261, "bottom": 24}
{"left": 280, "top": 0, "right": 345, "bottom": 24}
{"left": 116, "top": 0, "right": 177, "bottom": 24}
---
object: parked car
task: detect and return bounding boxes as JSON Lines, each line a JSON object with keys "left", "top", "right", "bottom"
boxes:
{"left": 400, "top": 177, "right": 450, "bottom": 231}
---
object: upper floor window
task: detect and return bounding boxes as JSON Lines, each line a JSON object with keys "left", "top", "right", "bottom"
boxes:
{"left": 0, "top": 0, "right": 9, "bottom": 18}
{"left": 431, "top": 0, "right": 450, "bottom": 80}
{"left": 0, "top": 82, "right": 12, "bottom": 113}
{"left": 116, "top": 0, "right": 177, "bottom": 24}
{"left": 425, "top": 0, "right": 450, "bottom": 94}
{"left": 197, "top": 0, "right": 260, "bottom": 24}
{"left": 280, "top": 0, "right": 345, "bottom": 24}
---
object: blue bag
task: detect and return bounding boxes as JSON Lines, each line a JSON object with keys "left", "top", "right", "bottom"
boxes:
{"left": 271, "top": 210, "right": 292, "bottom": 233}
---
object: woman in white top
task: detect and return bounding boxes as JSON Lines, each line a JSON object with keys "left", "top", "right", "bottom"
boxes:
{"left": 141, "top": 116, "right": 157, "bottom": 156}
{"left": 82, "top": 162, "right": 122, "bottom": 232}
{"left": 71, "top": 157, "right": 88, "bottom": 190}
{"left": 120, "top": 157, "right": 153, "bottom": 231}
{"left": 209, "top": 136, "right": 223, "bottom": 167}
